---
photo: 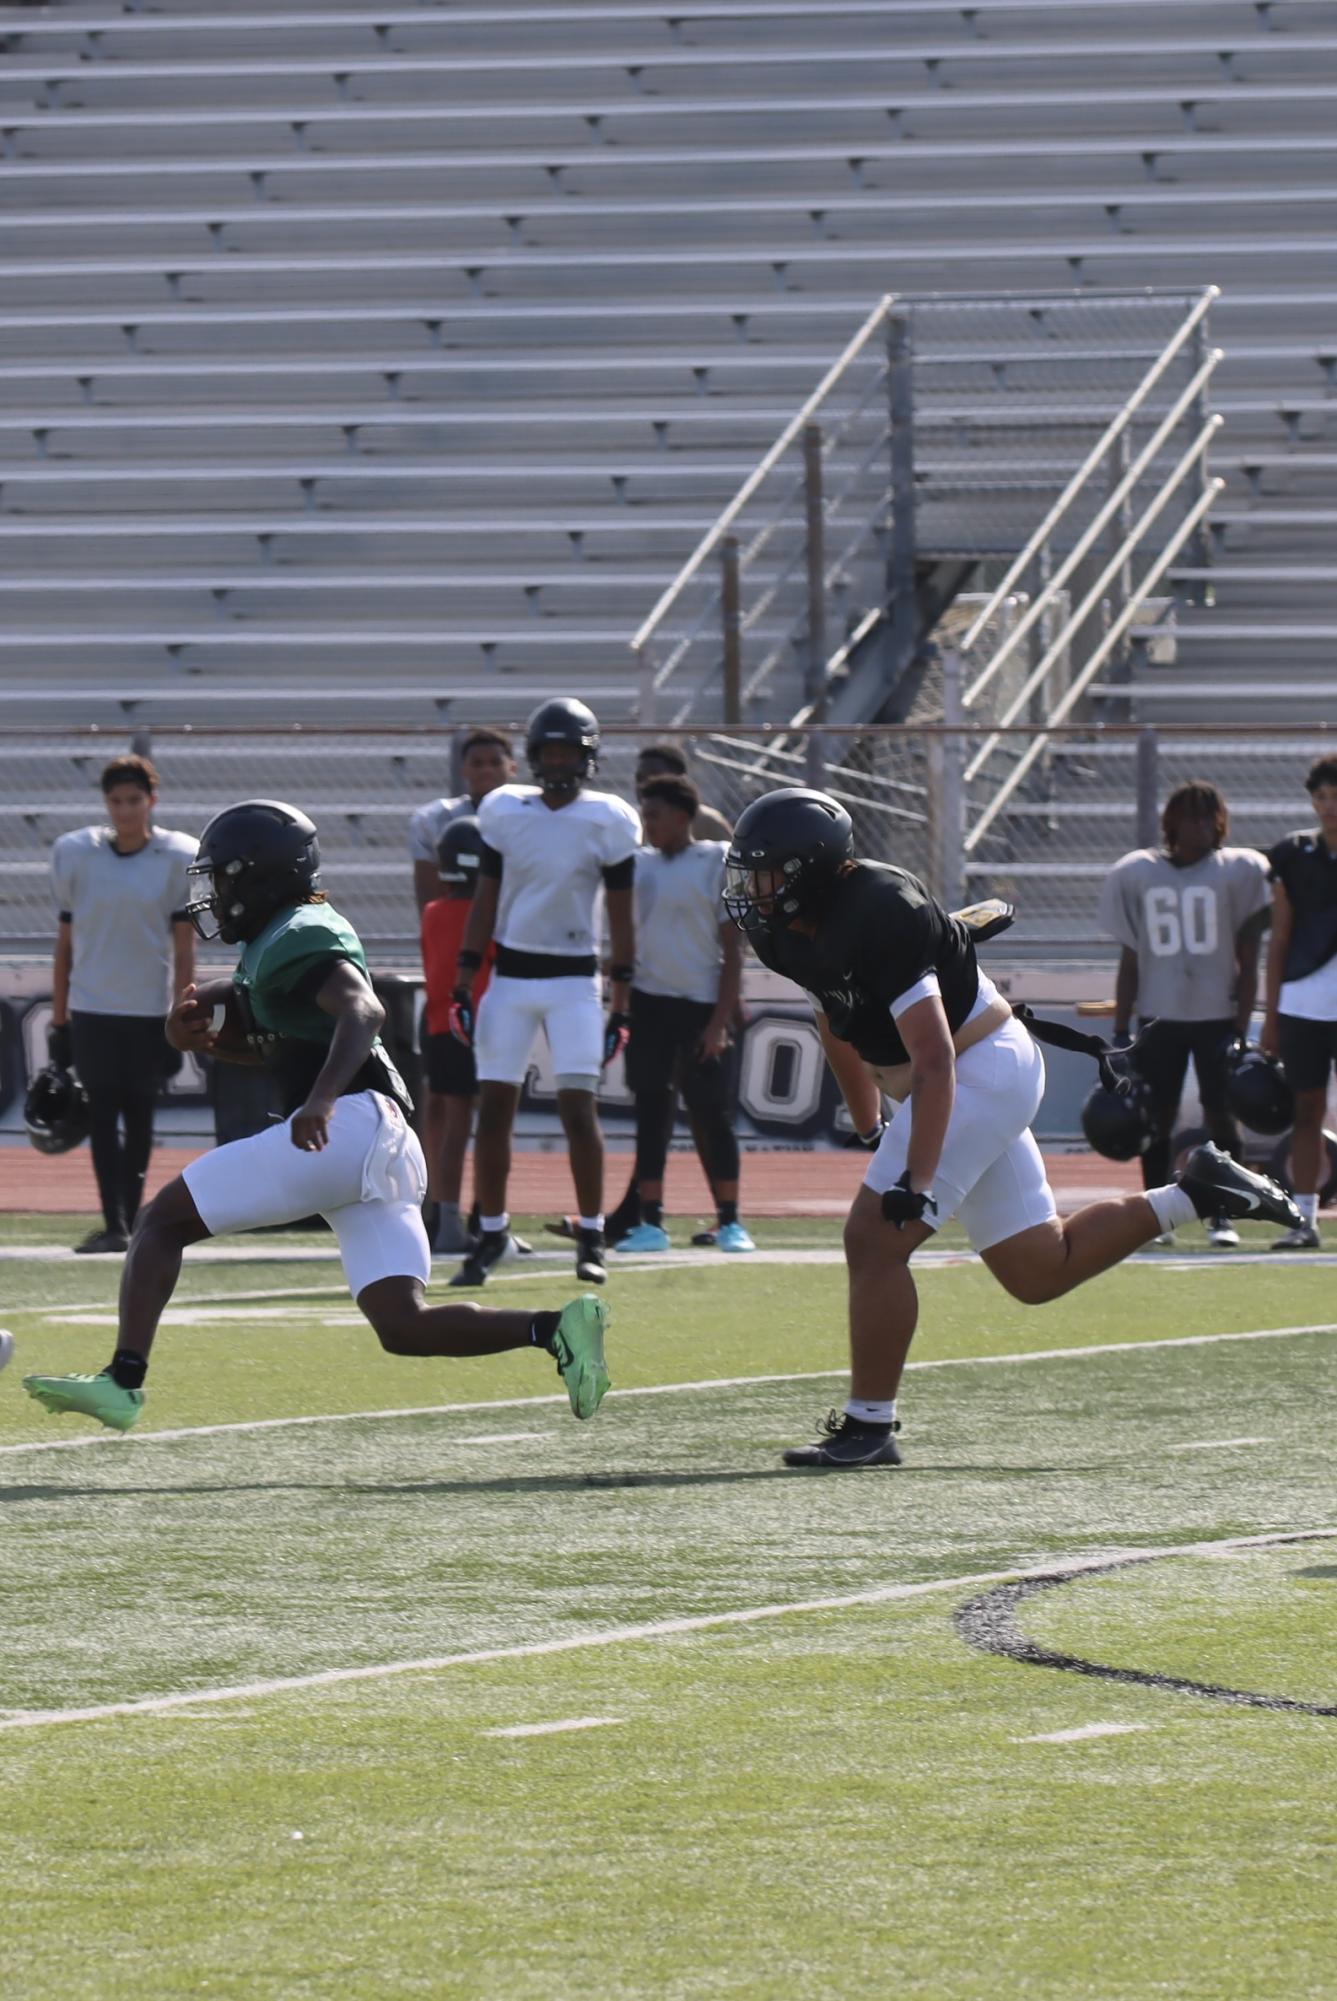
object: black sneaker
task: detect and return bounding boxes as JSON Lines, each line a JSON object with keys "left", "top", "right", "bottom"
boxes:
{"left": 1177, "top": 1142, "right": 1303, "bottom": 1232}
{"left": 448, "top": 1228, "right": 518, "bottom": 1288}
{"left": 73, "top": 1228, "right": 129, "bottom": 1255}
{"left": 782, "top": 1409, "right": 903, "bottom": 1470}
{"left": 690, "top": 1226, "right": 720, "bottom": 1248}
{"left": 1272, "top": 1221, "right": 1321, "bottom": 1251}
{"left": 575, "top": 1227, "right": 607, "bottom": 1285}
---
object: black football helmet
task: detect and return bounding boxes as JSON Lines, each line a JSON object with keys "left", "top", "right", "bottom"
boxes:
{"left": 525, "top": 697, "right": 599, "bottom": 797}
{"left": 1225, "top": 1039, "right": 1294, "bottom": 1136}
{"left": 1081, "top": 1073, "right": 1155, "bottom": 1162}
{"left": 436, "top": 814, "right": 484, "bottom": 890}
{"left": 25, "top": 1061, "right": 90, "bottom": 1156}
{"left": 185, "top": 799, "right": 321, "bottom": 944}
{"left": 723, "top": 787, "right": 854, "bottom": 935}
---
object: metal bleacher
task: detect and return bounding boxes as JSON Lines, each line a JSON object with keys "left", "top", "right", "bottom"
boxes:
{"left": 0, "top": 0, "right": 1335, "bottom": 732}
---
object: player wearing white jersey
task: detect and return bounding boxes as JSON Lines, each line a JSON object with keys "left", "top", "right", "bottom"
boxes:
{"left": 446, "top": 699, "right": 641, "bottom": 1288}
{"left": 1098, "top": 780, "right": 1270, "bottom": 1248}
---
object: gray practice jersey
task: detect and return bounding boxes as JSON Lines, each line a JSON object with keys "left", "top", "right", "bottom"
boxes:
{"left": 52, "top": 824, "right": 197, "bottom": 1017}
{"left": 1097, "top": 845, "right": 1270, "bottom": 1021}
{"left": 407, "top": 793, "right": 475, "bottom": 866}
{"left": 634, "top": 839, "right": 728, "bottom": 1004}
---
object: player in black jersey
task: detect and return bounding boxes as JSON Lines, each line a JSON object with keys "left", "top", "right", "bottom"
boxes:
{"left": 726, "top": 789, "right": 1303, "bottom": 1469}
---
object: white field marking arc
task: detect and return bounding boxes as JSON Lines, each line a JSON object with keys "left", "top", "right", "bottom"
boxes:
{"left": 1017, "top": 1722, "right": 1151, "bottom": 1744}
{"left": 1171, "top": 1436, "right": 1274, "bottom": 1451}
{"left": 2, "top": 1528, "right": 1332, "bottom": 1735}
{"left": 483, "top": 1717, "right": 625, "bottom": 1739}
{"left": 3, "top": 1321, "right": 1332, "bottom": 1460}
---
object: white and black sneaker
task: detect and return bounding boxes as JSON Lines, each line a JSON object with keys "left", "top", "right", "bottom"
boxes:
{"left": 782, "top": 1409, "right": 903, "bottom": 1470}
{"left": 1177, "top": 1143, "right": 1303, "bottom": 1233}
{"left": 1207, "top": 1216, "right": 1241, "bottom": 1249}
{"left": 575, "top": 1227, "right": 607, "bottom": 1286}
{"left": 448, "top": 1229, "right": 520, "bottom": 1288}
{"left": 1272, "top": 1221, "right": 1321, "bottom": 1251}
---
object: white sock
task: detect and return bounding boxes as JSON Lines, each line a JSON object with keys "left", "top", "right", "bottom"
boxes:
{"left": 578, "top": 1214, "right": 605, "bottom": 1233}
{"left": 1296, "top": 1192, "right": 1319, "bottom": 1227}
{"left": 481, "top": 1212, "right": 509, "bottom": 1235}
{"left": 845, "top": 1397, "right": 896, "bottom": 1428}
{"left": 1145, "top": 1185, "right": 1197, "bottom": 1234}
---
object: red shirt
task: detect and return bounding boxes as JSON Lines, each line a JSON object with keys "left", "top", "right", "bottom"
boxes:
{"left": 421, "top": 896, "right": 493, "bottom": 1034}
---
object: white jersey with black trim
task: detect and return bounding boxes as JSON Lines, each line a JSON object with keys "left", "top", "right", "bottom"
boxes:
{"left": 1096, "top": 845, "right": 1270, "bottom": 1021}
{"left": 479, "top": 783, "right": 641, "bottom": 958}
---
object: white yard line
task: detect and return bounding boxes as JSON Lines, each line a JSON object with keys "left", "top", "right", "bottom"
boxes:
{"left": 1171, "top": 1436, "right": 1273, "bottom": 1452}
{"left": 3, "top": 1321, "right": 1332, "bottom": 1460}
{"left": 1017, "top": 1722, "right": 1151, "bottom": 1744}
{"left": 2, "top": 1527, "right": 1331, "bottom": 1735}
{"left": 483, "top": 1717, "right": 624, "bottom": 1739}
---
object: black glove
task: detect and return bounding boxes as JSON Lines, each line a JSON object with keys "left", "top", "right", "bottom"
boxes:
{"left": 446, "top": 988, "right": 475, "bottom": 1049}
{"left": 47, "top": 1021, "right": 72, "bottom": 1070}
{"left": 602, "top": 1010, "right": 630, "bottom": 1069}
{"left": 842, "top": 1117, "right": 887, "bottom": 1151}
{"left": 880, "top": 1172, "right": 938, "bottom": 1229}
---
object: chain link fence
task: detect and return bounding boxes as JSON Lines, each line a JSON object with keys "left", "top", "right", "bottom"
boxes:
{"left": 1, "top": 723, "right": 1330, "bottom": 962}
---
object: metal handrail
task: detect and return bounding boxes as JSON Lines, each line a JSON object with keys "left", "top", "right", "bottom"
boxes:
{"left": 961, "top": 474, "right": 1224, "bottom": 856}
{"left": 959, "top": 283, "right": 1218, "bottom": 704}
{"left": 629, "top": 290, "right": 897, "bottom": 656}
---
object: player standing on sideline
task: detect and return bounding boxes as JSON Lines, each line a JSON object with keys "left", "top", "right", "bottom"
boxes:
{"left": 635, "top": 743, "right": 733, "bottom": 841}
{"left": 1263, "top": 755, "right": 1337, "bottom": 1249}
{"left": 418, "top": 817, "right": 491, "bottom": 1257}
{"left": 48, "top": 754, "right": 197, "bottom": 1255}
{"left": 448, "top": 699, "right": 640, "bottom": 1289}
{"left": 24, "top": 800, "right": 609, "bottom": 1434}
{"left": 723, "top": 788, "right": 1302, "bottom": 1469}
{"left": 615, "top": 776, "right": 753, "bottom": 1254}
{"left": 1097, "top": 780, "right": 1271, "bottom": 1249}
{"left": 408, "top": 727, "right": 515, "bottom": 915}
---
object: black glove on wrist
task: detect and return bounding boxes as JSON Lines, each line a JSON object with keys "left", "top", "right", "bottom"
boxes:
{"left": 602, "top": 1010, "right": 631, "bottom": 1068}
{"left": 446, "top": 988, "right": 475, "bottom": 1049}
{"left": 842, "top": 1117, "right": 887, "bottom": 1151}
{"left": 47, "top": 1021, "right": 72, "bottom": 1070}
{"left": 880, "top": 1171, "right": 938, "bottom": 1229}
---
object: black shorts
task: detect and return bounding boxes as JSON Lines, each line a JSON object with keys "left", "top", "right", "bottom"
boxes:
{"left": 1133, "top": 1016, "right": 1236, "bottom": 1127}
{"left": 420, "top": 1022, "right": 478, "bottom": 1098}
{"left": 626, "top": 988, "right": 719, "bottom": 1097}
{"left": 1277, "top": 1013, "right": 1337, "bottom": 1095}
{"left": 70, "top": 1010, "right": 169, "bottom": 1096}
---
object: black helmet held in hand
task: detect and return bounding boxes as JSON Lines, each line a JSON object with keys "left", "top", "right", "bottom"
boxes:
{"left": 1225, "top": 1039, "right": 1294, "bottom": 1136}
{"left": 25, "top": 1061, "right": 91, "bottom": 1156}
{"left": 436, "top": 814, "right": 485, "bottom": 890}
{"left": 723, "top": 787, "right": 854, "bottom": 934}
{"left": 525, "top": 697, "right": 599, "bottom": 797}
{"left": 1081, "top": 1072, "right": 1155, "bottom": 1162}
{"left": 185, "top": 799, "right": 321, "bottom": 944}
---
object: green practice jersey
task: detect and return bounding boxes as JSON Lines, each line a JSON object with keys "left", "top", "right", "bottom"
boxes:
{"left": 232, "top": 900, "right": 412, "bottom": 1117}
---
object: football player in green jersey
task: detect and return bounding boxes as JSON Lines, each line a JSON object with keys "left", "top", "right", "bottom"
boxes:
{"left": 24, "top": 800, "right": 609, "bottom": 1434}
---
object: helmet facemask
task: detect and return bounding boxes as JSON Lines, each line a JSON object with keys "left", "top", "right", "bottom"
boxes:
{"left": 723, "top": 854, "right": 808, "bottom": 935}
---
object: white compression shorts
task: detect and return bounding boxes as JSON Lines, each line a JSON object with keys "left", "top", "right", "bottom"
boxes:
{"left": 862, "top": 1015, "right": 1058, "bottom": 1252}
{"left": 183, "top": 1088, "right": 431, "bottom": 1299}
{"left": 473, "top": 970, "right": 604, "bottom": 1087}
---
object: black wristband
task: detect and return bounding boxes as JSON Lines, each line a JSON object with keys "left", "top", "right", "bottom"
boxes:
{"left": 457, "top": 949, "right": 483, "bottom": 972}
{"left": 609, "top": 964, "right": 635, "bottom": 984}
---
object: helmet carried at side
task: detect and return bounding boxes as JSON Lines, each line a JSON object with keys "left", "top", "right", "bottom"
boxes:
{"left": 1225, "top": 1039, "right": 1294, "bottom": 1136}
{"left": 24, "top": 1061, "right": 91, "bottom": 1156}
{"left": 185, "top": 800, "right": 321, "bottom": 945}
{"left": 723, "top": 787, "right": 854, "bottom": 935}
{"left": 1081, "top": 1072, "right": 1156, "bottom": 1161}
{"left": 436, "top": 814, "right": 485, "bottom": 890}
{"left": 524, "top": 698, "right": 600, "bottom": 798}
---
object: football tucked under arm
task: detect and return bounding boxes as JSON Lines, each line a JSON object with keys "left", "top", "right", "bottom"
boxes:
{"left": 166, "top": 979, "right": 262, "bottom": 1063}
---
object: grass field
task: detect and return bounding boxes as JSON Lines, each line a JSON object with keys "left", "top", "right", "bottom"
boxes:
{"left": 2, "top": 1212, "right": 1335, "bottom": 2000}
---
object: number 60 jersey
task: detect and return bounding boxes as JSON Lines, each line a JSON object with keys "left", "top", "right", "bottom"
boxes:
{"left": 1096, "top": 844, "right": 1271, "bottom": 1021}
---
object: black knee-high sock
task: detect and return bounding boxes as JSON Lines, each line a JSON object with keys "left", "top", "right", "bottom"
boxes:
{"left": 86, "top": 1091, "right": 127, "bottom": 1234}
{"left": 120, "top": 1093, "right": 156, "bottom": 1230}
{"left": 633, "top": 1089, "right": 675, "bottom": 1189}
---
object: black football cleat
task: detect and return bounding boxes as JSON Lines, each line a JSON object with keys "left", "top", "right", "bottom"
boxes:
{"left": 1177, "top": 1142, "right": 1303, "bottom": 1233}
{"left": 448, "top": 1228, "right": 519, "bottom": 1288}
{"left": 574, "top": 1227, "right": 607, "bottom": 1285}
{"left": 782, "top": 1409, "right": 903, "bottom": 1470}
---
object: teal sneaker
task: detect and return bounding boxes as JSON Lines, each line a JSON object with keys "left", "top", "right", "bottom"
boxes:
{"left": 548, "top": 1295, "right": 611, "bottom": 1420}
{"left": 23, "top": 1370, "right": 144, "bottom": 1434}
{"left": 614, "top": 1222, "right": 670, "bottom": 1254}
{"left": 716, "top": 1221, "right": 756, "bottom": 1253}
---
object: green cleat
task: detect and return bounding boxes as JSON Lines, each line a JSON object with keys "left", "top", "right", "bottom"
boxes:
{"left": 23, "top": 1370, "right": 144, "bottom": 1434}
{"left": 548, "top": 1294, "right": 611, "bottom": 1420}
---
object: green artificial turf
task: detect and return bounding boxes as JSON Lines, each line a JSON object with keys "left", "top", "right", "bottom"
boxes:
{"left": 1, "top": 1217, "right": 1334, "bottom": 1999}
